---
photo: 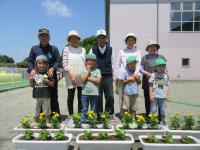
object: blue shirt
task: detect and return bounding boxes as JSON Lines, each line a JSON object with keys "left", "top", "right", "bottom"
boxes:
{"left": 121, "top": 68, "right": 139, "bottom": 95}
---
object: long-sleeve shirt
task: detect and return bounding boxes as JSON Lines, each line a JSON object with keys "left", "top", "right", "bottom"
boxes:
{"left": 115, "top": 47, "right": 142, "bottom": 79}
{"left": 27, "top": 44, "right": 61, "bottom": 73}
{"left": 62, "top": 46, "right": 86, "bottom": 89}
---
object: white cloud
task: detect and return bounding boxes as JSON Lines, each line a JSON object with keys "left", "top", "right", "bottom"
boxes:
{"left": 41, "top": 0, "right": 71, "bottom": 18}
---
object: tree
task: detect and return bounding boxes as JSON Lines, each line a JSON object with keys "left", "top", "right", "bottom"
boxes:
{"left": 0, "top": 54, "right": 15, "bottom": 63}
{"left": 80, "top": 36, "right": 96, "bottom": 53}
{"left": 16, "top": 57, "right": 28, "bottom": 68}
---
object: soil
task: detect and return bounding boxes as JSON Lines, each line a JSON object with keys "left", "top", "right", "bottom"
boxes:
{"left": 79, "top": 135, "right": 132, "bottom": 141}
{"left": 119, "top": 127, "right": 161, "bottom": 130}
{"left": 20, "top": 136, "right": 69, "bottom": 141}
{"left": 143, "top": 138, "right": 196, "bottom": 144}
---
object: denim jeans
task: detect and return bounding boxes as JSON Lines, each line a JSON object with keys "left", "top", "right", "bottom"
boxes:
{"left": 80, "top": 95, "right": 98, "bottom": 123}
{"left": 150, "top": 98, "right": 167, "bottom": 116}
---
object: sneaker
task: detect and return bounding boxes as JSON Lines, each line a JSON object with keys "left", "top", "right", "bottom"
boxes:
{"left": 160, "top": 121, "right": 166, "bottom": 126}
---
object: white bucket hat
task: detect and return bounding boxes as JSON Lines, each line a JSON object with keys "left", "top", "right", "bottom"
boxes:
{"left": 67, "top": 30, "right": 81, "bottom": 42}
{"left": 125, "top": 33, "right": 137, "bottom": 43}
{"left": 96, "top": 29, "right": 106, "bottom": 37}
{"left": 146, "top": 39, "right": 160, "bottom": 51}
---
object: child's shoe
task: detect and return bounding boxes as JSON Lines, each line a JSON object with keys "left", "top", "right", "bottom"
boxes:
{"left": 160, "top": 121, "right": 166, "bottom": 126}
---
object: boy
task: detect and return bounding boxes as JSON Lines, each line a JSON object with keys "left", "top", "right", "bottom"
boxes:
{"left": 149, "top": 58, "right": 170, "bottom": 125}
{"left": 29, "top": 55, "right": 54, "bottom": 123}
{"left": 80, "top": 52, "right": 102, "bottom": 123}
{"left": 120, "top": 55, "right": 141, "bottom": 118}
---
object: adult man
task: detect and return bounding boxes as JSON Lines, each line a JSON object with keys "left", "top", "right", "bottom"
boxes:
{"left": 27, "top": 28, "right": 61, "bottom": 116}
{"left": 91, "top": 29, "right": 114, "bottom": 119}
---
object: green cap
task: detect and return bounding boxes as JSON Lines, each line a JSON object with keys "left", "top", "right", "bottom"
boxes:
{"left": 155, "top": 58, "right": 166, "bottom": 66}
{"left": 126, "top": 56, "right": 137, "bottom": 65}
{"left": 86, "top": 52, "right": 96, "bottom": 60}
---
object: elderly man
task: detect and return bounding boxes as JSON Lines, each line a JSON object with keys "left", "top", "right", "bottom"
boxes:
{"left": 91, "top": 29, "right": 115, "bottom": 120}
{"left": 27, "top": 28, "right": 61, "bottom": 117}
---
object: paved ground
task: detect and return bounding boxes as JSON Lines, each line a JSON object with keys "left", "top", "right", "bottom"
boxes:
{"left": 0, "top": 78, "right": 200, "bottom": 150}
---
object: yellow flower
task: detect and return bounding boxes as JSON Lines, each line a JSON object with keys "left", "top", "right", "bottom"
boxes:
{"left": 40, "top": 112, "right": 45, "bottom": 117}
{"left": 149, "top": 114, "right": 153, "bottom": 117}
{"left": 187, "top": 113, "right": 192, "bottom": 117}
{"left": 175, "top": 112, "right": 180, "bottom": 115}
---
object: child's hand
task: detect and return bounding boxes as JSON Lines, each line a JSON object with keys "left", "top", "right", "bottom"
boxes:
{"left": 28, "top": 74, "right": 33, "bottom": 81}
{"left": 167, "top": 95, "right": 171, "bottom": 102}
{"left": 87, "top": 65, "right": 92, "bottom": 71}
{"left": 70, "top": 75, "right": 77, "bottom": 85}
{"left": 128, "top": 76, "right": 135, "bottom": 82}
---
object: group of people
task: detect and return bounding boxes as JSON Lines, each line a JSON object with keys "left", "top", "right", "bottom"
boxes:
{"left": 27, "top": 28, "right": 170, "bottom": 125}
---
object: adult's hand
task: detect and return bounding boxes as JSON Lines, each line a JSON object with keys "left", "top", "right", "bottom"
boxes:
{"left": 70, "top": 75, "right": 77, "bottom": 85}
{"left": 30, "top": 70, "right": 36, "bottom": 76}
{"left": 48, "top": 68, "right": 54, "bottom": 77}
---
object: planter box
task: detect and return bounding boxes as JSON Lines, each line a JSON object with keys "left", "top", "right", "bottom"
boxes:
{"left": 139, "top": 135, "right": 200, "bottom": 150}
{"left": 76, "top": 133, "right": 134, "bottom": 150}
{"left": 164, "top": 126, "right": 200, "bottom": 139}
{"left": 65, "top": 124, "right": 114, "bottom": 138}
{"left": 14, "top": 124, "right": 65, "bottom": 134}
{"left": 116, "top": 124, "right": 166, "bottom": 140}
{"left": 12, "top": 133, "right": 73, "bottom": 150}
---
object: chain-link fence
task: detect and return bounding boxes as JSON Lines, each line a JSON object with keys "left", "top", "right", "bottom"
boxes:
{"left": 0, "top": 67, "right": 29, "bottom": 91}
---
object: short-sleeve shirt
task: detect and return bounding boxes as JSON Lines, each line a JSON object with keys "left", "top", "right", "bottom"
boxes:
{"left": 81, "top": 68, "right": 102, "bottom": 96}
{"left": 149, "top": 72, "right": 170, "bottom": 98}
{"left": 120, "top": 68, "right": 139, "bottom": 95}
{"left": 32, "top": 72, "right": 54, "bottom": 98}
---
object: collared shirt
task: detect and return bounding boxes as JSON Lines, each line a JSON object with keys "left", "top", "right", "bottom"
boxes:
{"left": 98, "top": 45, "right": 106, "bottom": 54}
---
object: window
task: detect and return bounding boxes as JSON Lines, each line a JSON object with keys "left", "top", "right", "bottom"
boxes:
{"left": 182, "top": 58, "right": 190, "bottom": 67}
{"left": 170, "top": 0, "right": 200, "bottom": 31}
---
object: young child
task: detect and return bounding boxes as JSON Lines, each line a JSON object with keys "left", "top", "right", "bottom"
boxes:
{"left": 29, "top": 55, "right": 54, "bottom": 124}
{"left": 149, "top": 58, "right": 170, "bottom": 125}
{"left": 120, "top": 55, "right": 141, "bottom": 119}
{"left": 80, "top": 52, "right": 102, "bottom": 123}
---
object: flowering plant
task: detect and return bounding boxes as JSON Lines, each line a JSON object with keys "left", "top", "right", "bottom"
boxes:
{"left": 72, "top": 113, "right": 81, "bottom": 128}
{"left": 135, "top": 115, "right": 146, "bottom": 129}
{"left": 183, "top": 113, "right": 195, "bottom": 130}
{"left": 100, "top": 112, "right": 110, "bottom": 129}
{"left": 87, "top": 110, "right": 97, "bottom": 128}
{"left": 148, "top": 114, "right": 159, "bottom": 129}
{"left": 169, "top": 112, "right": 182, "bottom": 130}
{"left": 121, "top": 112, "right": 133, "bottom": 129}
{"left": 50, "top": 112, "right": 60, "bottom": 128}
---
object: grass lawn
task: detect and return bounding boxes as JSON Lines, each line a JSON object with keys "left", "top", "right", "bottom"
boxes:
{"left": 0, "top": 80, "right": 29, "bottom": 91}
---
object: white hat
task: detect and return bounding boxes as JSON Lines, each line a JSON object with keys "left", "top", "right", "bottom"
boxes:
{"left": 125, "top": 33, "right": 137, "bottom": 43}
{"left": 96, "top": 29, "right": 106, "bottom": 37}
{"left": 146, "top": 39, "right": 160, "bottom": 51}
{"left": 67, "top": 30, "right": 81, "bottom": 42}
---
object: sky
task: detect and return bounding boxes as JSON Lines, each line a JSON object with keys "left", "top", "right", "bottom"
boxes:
{"left": 0, "top": 0, "right": 105, "bottom": 62}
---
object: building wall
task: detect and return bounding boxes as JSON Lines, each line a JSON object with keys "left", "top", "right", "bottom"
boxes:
{"left": 110, "top": 0, "right": 200, "bottom": 80}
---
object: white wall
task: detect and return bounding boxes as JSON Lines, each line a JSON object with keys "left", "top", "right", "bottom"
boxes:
{"left": 110, "top": 1, "right": 200, "bottom": 80}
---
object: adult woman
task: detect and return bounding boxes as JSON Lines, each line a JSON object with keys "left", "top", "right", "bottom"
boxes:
{"left": 141, "top": 39, "right": 167, "bottom": 119}
{"left": 115, "top": 33, "right": 142, "bottom": 116}
{"left": 62, "top": 30, "right": 86, "bottom": 116}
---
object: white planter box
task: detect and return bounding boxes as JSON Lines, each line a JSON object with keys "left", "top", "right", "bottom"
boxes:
{"left": 139, "top": 135, "right": 200, "bottom": 150}
{"left": 12, "top": 133, "right": 73, "bottom": 150}
{"left": 14, "top": 123, "right": 65, "bottom": 134}
{"left": 65, "top": 124, "right": 114, "bottom": 138}
{"left": 163, "top": 126, "right": 200, "bottom": 140}
{"left": 76, "top": 133, "right": 134, "bottom": 150}
{"left": 116, "top": 124, "right": 166, "bottom": 140}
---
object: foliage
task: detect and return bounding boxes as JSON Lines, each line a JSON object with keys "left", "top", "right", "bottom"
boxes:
{"left": 100, "top": 112, "right": 110, "bottom": 129}
{"left": 87, "top": 110, "right": 97, "bottom": 128}
{"left": 169, "top": 112, "right": 182, "bottom": 130}
{"left": 50, "top": 112, "right": 60, "bottom": 128}
{"left": 39, "top": 130, "right": 50, "bottom": 140}
{"left": 80, "top": 36, "right": 96, "bottom": 53}
{"left": 147, "top": 133, "right": 157, "bottom": 143}
{"left": 181, "top": 134, "right": 191, "bottom": 144}
{"left": 183, "top": 114, "right": 195, "bottom": 130}
{"left": 72, "top": 113, "right": 81, "bottom": 128}
{"left": 53, "top": 130, "right": 65, "bottom": 141}
{"left": 121, "top": 112, "right": 133, "bottom": 129}
{"left": 83, "top": 130, "right": 93, "bottom": 140}
{"left": 0, "top": 54, "right": 14, "bottom": 63}
{"left": 135, "top": 115, "right": 146, "bottom": 129}
{"left": 21, "top": 117, "right": 31, "bottom": 129}
{"left": 162, "top": 133, "right": 174, "bottom": 144}
{"left": 98, "top": 132, "right": 109, "bottom": 140}
{"left": 23, "top": 130, "right": 34, "bottom": 140}
{"left": 38, "top": 112, "right": 46, "bottom": 129}
{"left": 115, "top": 129, "right": 126, "bottom": 140}
{"left": 148, "top": 114, "right": 159, "bottom": 129}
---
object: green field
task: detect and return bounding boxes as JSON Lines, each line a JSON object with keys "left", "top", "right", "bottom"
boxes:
{"left": 0, "top": 80, "right": 29, "bottom": 91}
